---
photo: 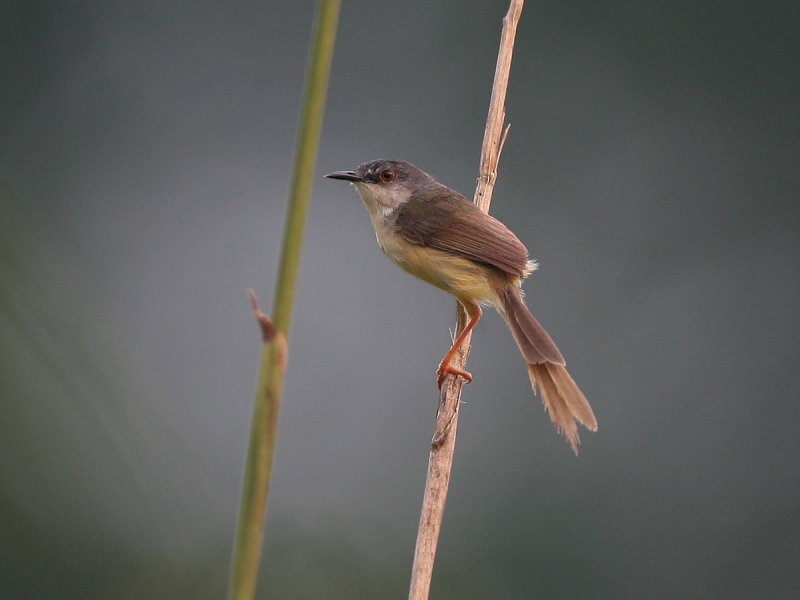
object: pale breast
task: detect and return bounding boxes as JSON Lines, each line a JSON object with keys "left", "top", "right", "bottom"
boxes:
{"left": 378, "top": 228, "right": 498, "bottom": 304}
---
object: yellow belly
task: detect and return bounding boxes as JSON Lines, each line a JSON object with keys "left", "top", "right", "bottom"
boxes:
{"left": 380, "top": 234, "right": 499, "bottom": 304}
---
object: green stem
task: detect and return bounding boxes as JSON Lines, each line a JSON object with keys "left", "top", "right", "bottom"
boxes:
{"left": 272, "top": 0, "right": 341, "bottom": 338}
{"left": 226, "top": 2, "right": 341, "bottom": 599}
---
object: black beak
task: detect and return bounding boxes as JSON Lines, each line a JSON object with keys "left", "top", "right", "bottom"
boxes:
{"left": 325, "top": 170, "right": 363, "bottom": 182}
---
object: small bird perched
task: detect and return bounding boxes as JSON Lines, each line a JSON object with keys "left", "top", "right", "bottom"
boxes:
{"left": 326, "top": 159, "right": 597, "bottom": 452}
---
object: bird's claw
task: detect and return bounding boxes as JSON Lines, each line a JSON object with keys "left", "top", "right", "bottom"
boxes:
{"left": 436, "top": 362, "right": 473, "bottom": 389}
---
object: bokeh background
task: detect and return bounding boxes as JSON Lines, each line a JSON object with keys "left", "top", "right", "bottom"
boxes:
{"left": 2, "top": 1, "right": 799, "bottom": 598}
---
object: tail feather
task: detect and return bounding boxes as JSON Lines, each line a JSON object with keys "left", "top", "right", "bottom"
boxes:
{"left": 498, "top": 285, "right": 597, "bottom": 453}
{"left": 528, "top": 363, "right": 597, "bottom": 454}
{"left": 500, "top": 286, "right": 565, "bottom": 365}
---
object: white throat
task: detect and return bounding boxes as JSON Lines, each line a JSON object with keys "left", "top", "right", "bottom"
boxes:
{"left": 353, "top": 181, "right": 401, "bottom": 231}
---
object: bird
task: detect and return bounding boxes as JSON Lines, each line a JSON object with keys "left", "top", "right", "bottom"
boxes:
{"left": 326, "top": 159, "right": 597, "bottom": 452}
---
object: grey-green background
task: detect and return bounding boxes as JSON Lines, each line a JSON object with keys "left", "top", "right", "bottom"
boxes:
{"left": 2, "top": 1, "right": 798, "bottom": 598}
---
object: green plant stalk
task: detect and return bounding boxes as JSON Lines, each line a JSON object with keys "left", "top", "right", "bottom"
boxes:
{"left": 226, "top": 2, "right": 341, "bottom": 600}
{"left": 272, "top": 0, "right": 341, "bottom": 339}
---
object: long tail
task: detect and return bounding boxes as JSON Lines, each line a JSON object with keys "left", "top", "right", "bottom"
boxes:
{"left": 498, "top": 285, "right": 598, "bottom": 453}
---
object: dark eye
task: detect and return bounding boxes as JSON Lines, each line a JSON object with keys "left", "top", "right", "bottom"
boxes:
{"left": 379, "top": 169, "right": 395, "bottom": 182}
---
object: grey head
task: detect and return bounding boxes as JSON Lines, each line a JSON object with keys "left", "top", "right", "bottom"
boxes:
{"left": 325, "top": 159, "right": 439, "bottom": 213}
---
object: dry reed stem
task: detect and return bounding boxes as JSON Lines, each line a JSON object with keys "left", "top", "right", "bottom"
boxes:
{"left": 407, "top": 2, "right": 525, "bottom": 599}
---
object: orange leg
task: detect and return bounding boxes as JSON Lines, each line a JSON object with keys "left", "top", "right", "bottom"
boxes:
{"left": 436, "top": 301, "right": 482, "bottom": 389}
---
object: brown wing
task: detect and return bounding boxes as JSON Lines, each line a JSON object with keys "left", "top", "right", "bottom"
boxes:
{"left": 393, "top": 185, "right": 530, "bottom": 278}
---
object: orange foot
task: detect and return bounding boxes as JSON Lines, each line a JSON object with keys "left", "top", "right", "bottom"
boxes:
{"left": 436, "top": 361, "right": 473, "bottom": 389}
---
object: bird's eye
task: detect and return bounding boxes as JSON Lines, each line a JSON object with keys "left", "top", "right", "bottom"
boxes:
{"left": 379, "top": 169, "right": 395, "bottom": 182}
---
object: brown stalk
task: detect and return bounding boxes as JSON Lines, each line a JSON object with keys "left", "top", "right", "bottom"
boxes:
{"left": 407, "top": 2, "right": 525, "bottom": 599}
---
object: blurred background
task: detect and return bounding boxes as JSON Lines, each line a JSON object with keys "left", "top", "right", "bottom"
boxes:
{"left": 2, "top": 1, "right": 799, "bottom": 598}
